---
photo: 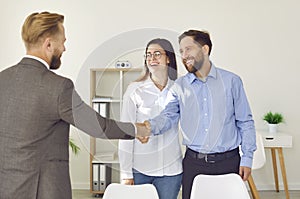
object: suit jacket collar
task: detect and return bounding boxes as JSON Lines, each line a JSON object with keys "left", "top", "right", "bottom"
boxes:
{"left": 20, "top": 57, "right": 49, "bottom": 71}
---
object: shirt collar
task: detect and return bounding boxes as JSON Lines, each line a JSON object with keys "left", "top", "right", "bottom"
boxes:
{"left": 186, "top": 62, "right": 217, "bottom": 84}
{"left": 146, "top": 76, "right": 173, "bottom": 90}
{"left": 24, "top": 55, "right": 50, "bottom": 69}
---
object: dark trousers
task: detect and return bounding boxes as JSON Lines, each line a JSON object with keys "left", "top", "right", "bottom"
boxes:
{"left": 182, "top": 148, "right": 240, "bottom": 199}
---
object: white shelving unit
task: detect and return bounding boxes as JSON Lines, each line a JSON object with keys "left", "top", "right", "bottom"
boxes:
{"left": 89, "top": 67, "right": 142, "bottom": 194}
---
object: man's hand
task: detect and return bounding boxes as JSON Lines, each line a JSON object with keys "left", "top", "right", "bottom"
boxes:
{"left": 144, "top": 120, "right": 151, "bottom": 129}
{"left": 239, "top": 166, "right": 252, "bottom": 181}
{"left": 135, "top": 122, "right": 151, "bottom": 143}
{"left": 137, "top": 136, "right": 149, "bottom": 143}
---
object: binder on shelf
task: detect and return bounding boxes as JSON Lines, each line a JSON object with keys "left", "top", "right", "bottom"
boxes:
{"left": 92, "top": 164, "right": 100, "bottom": 191}
{"left": 92, "top": 97, "right": 110, "bottom": 118}
{"left": 92, "top": 163, "right": 112, "bottom": 192}
{"left": 99, "top": 164, "right": 107, "bottom": 191}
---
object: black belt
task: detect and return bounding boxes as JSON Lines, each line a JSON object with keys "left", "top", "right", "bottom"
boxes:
{"left": 186, "top": 147, "right": 239, "bottom": 163}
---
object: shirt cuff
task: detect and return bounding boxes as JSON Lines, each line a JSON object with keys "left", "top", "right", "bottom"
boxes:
{"left": 132, "top": 123, "right": 137, "bottom": 136}
{"left": 240, "top": 156, "right": 253, "bottom": 168}
{"left": 148, "top": 119, "right": 158, "bottom": 135}
{"left": 121, "top": 172, "right": 134, "bottom": 180}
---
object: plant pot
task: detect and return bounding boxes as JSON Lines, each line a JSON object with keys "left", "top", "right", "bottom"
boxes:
{"left": 268, "top": 123, "right": 278, "bottom": 133}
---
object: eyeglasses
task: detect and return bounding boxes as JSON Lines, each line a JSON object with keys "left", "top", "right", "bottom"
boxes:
{"left": 144, "top": 51, "right": 165, "bottom": 60}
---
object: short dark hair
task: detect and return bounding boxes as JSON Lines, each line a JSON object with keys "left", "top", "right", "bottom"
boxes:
{"left": 178, "top": 30, "right": 213, "bottom": 55}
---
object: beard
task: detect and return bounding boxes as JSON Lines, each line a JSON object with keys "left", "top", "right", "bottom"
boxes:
{"left": 184, "top": 57, "right": 204, "bottom": 74}
{"left": 49, "top": 50, "right": 62, "bottom": 70}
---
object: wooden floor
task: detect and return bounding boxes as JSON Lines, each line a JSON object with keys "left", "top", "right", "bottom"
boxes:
{"left": 72, "top": 189, "right": 300, "bottom": 199}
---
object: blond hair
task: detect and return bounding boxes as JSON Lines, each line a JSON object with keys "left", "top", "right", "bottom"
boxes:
{"left": 22, "top": 11, "right": 64, "bottom": 49}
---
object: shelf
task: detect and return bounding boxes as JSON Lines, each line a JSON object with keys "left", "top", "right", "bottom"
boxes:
{"left": 89, "top": 67, "right": 142, "bottom": 192}
{"left": 92, "top": 97, "right": 121, "bottom": 103}
{"left": 92, "top": 152, "right": 119, "bottom": 164}
{"left": 90, "top": 67, "right": 142, "bottom": 72}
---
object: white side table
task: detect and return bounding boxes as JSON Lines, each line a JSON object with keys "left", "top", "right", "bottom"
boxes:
{"left": 258, "top": 131, "right": 292, "bottom": 199}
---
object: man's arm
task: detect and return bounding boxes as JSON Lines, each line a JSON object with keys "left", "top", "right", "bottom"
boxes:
{"left": 148, "top": 89, "right": 180, "bottom": 135}
{"left": 58, "top": 79, "right": 137, "bottom": 139}
{"left": 233, "top": 76, "right": 257, "bottom": 169}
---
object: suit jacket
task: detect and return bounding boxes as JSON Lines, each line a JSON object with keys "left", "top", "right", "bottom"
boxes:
{"left": 0, "top": 58, "right": 135, "bottom": 199}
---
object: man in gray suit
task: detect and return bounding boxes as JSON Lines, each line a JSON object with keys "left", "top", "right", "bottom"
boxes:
{"left": 0, "top": 12, "right": 150, "bottom": 199}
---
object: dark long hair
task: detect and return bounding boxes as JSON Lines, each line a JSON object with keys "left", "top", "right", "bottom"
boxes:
{"left": 136, "top": 38, "right": 178, "bottom": 81}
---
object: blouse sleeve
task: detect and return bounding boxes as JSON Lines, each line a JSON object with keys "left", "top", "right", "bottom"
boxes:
{"left": 118, "top": 83, "right": 138, "bottom": 179}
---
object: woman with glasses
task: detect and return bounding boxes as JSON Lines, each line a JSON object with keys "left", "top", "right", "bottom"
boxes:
{"left": 119, "top": 38, "right": 183, "bottom": 199}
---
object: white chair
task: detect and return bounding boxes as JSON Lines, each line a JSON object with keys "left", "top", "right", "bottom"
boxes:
{"left": 252, "top": 133, "right": 266, "bottom": 170}
{"left": 190, "top": 173, "right": 251, "bottom": 199}
{"left": 247, "top": 133, "right": 266, "bottom": 199}
{"left": 102, "top": 183, "right": 159, "bottom": 199}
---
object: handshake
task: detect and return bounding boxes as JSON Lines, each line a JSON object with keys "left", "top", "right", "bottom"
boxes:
{"left": 135, "top": 120, "right": 151, "bottom": 144}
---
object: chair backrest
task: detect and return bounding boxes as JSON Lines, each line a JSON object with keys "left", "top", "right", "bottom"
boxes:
{"left": 102, "top": 183, "right": 159, "bottom": 199}
{"left": 190, "top": 173, "right": 251, "bottom": 199}
{"left": 252, "top": 133, "right": 266, "bottom": 170}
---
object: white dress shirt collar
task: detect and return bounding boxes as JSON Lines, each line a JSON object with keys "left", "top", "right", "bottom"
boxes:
{"left": 24, "top": 55, "right": 50, "bottom": 69}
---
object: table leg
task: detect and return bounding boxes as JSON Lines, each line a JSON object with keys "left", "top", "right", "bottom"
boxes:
{"left": 278, "top": 148, "right": 290, "bottom": 199}
{"left": 247, "top": 174, "right": 260, "bottom": 199}
{"left": 271, "top": 148, "right": 279, "bottom": 192}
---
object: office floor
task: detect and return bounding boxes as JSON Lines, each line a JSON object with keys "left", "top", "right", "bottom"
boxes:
{"left": 72, "top": 189, "right": 300, "bottom": 199}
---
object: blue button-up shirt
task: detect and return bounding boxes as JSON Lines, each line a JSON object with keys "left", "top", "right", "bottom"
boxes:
{"left": 149, "top": 63, "right": 256, "bottom": 167}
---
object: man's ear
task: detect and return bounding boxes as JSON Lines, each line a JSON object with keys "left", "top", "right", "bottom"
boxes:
{"left": 202, "top": 45, "right": 210, "bottom": 55}
{"left": 43, "top": 37, "right": 52, "bottom": 52}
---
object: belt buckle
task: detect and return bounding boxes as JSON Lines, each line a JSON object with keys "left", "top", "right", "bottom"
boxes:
{"left": 205, "top": 154, "right": 216, "bottom": 163}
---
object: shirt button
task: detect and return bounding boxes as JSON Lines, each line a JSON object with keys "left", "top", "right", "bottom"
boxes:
{"left": 204, "top": 98, "right": 207, "bottom": 101}
{"left": 205, "top": 129, "right": 208, "bottom": 132}
{"left": 204, "top": 113, "right": 208, "bottom": 116}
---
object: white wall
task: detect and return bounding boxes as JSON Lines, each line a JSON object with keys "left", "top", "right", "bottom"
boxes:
{"left": 1, "top": 0, "right": 300, "bottom": 190}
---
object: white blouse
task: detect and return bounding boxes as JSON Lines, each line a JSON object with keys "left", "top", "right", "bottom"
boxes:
{"left": 118, "top": 77, "right": 183, "bottom": 179}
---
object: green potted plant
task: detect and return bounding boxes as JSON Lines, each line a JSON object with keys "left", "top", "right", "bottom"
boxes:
{"left": 263, "top": 111, "right": 284, "bottom": 133}
{"left": 69, "top": 138, "right": 80, "bottom": 155}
